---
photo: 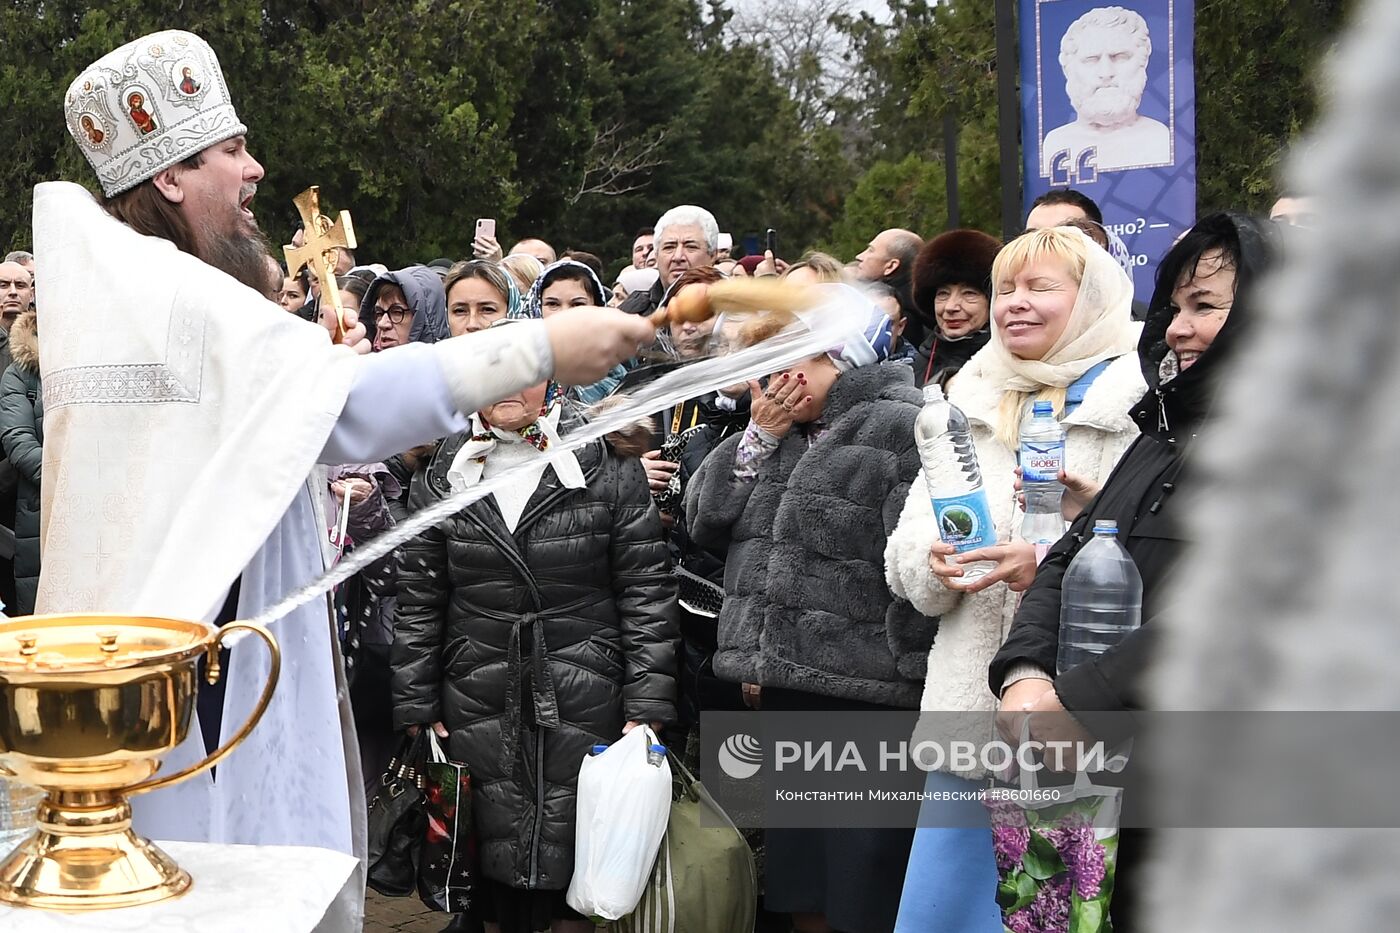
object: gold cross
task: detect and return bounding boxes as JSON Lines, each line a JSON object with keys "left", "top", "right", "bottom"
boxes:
{"left": 283, "top": 186, "right": 357, "bottom": 342}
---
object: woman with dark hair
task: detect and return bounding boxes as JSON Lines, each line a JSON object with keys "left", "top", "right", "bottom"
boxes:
{"left": 519, "top": 259, "right": 624, "bottom": 404}
{"left": 990, "top": 212, "right": 1276, "bottom": 930}
{"left": 280, "top": 264, "right": 309, "bottom": 313}
{"left": 910, "top": 230, "right": 1002, "bottom": 389}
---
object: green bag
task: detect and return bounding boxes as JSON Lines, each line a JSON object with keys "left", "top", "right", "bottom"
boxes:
{"left": 608, "top": 757, "right": 757, "bottom": 933}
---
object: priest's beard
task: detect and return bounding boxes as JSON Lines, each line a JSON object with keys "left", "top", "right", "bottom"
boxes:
{"left": 1067, "top": 64, "right": 1148, "bottom": 130}
{"left": 195, "top": 208, "right": 278, "bottom": 298}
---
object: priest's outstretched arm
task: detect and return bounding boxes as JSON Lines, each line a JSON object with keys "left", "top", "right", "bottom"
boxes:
{"left": 319, "top": 309, "right": 652, "bottom": 465}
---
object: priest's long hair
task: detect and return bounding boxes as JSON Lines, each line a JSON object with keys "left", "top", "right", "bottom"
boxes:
{"left": 100, "top": 155, "right": 203, "bottom": 257}
{"left": 101, "top": 153, "right": 277, "bottom": 298}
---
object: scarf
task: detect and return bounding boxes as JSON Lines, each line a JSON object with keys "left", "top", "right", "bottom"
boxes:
{"left": 982, "top": 227, "right": 1140, "bottom": 391}
{"left": 445, "top": 388, "right": 586, "bottom": 494}
{"left": 518, "top": 258, "right": 606, "bottom": 320}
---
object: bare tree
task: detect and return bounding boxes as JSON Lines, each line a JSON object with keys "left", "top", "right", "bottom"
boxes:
{"left": 568, "top": 123, "right": 669, "bottom": 205}
{"left": 727, "top": 0, "right": 869, "bottom": 128}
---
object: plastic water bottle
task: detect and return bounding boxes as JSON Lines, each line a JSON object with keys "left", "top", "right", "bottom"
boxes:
{"left": 647, "top": 744, "right": 667, "bottom": 767}
{"left": 915, "top": 384, "right": 996, "bottom": 579}
{"left": 1056, "top": 520, "right": 1143, "bottom": 674}
{"left": 1019, "top": 401, "right": 1067, "bottom": 561}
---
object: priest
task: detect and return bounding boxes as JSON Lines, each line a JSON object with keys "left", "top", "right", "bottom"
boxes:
{"left": 35, "top": 29, "right": 654, "bottom": 877}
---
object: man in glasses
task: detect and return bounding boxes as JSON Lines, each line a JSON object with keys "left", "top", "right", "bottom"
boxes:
{"left": 363, "top": 265, "right": 449, "bottom": 351}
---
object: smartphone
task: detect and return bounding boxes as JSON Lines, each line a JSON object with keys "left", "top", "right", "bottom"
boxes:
{"left": 475, "top": 218, "right": 496, "bottom": 240}
{"left": 717, "top": 232, "right": 733, "bottom": 253}
{"left": 765, "top": 228, "right": 777, "bottom": 255}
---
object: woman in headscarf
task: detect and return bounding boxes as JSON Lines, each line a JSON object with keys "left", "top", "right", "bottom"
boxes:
{"left": 989, "top": 213, "right": 1276, "bottom": 929}
{"left": 518, "top": 258, "right": 626, "bottom": 404}
{"left": 392, "top": 328, "right": 679, "bottom": 933}
{"left": 686, "top": 293, "right": 932, "bottom": 933}
{"left": 444, "top": 259, "right": 521, "bottom": 336}
{"left": 885, "top": 225, "right": 1145, "bottom": 932}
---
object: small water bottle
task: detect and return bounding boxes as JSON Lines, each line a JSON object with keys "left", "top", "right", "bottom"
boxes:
{"left": 1056, "top": 520, "right": 1143, "bottom": 674}
{"left": 915, "top": 384, "right": 996, "bottom": 579}
{"left": 647, "top": 744, "right": 667, "bottom": 767}
{"left": 1019, "top": 401, "right": 1067, "bottom": 561}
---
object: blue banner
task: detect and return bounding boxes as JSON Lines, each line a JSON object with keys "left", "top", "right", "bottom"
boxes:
{"left": 1020, "top": 0, "right": 1195, "bottom": 301}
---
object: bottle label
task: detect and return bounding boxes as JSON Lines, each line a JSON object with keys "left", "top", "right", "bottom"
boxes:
{"left": 931, "top": 490, "right": 996, "bottom": 552}
{"left": 1020, "top": 440, "right": 1065, "bottom": 484}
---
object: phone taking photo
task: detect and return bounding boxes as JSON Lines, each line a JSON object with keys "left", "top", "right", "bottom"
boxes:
{"left": 765, "top": 228, "right": 777, "bottom": 256}
{"left": 476, "top": 218, "right": 496, "bottom": 240}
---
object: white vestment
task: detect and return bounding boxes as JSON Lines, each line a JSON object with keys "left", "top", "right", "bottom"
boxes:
{"left": 31, "top": 181, "right": 552, "bottom": 865}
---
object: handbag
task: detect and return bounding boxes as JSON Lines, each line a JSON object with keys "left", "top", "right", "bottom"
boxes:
{"left": 608, "top": 756, "right": 757, "bottom": 933}
{"left": 416, "top": 730, "right": 476, "bottom": 913}
{"left": 366, "top": 731, "right": 428, "bottom": 897}
{"left": 984, "top": 721, "right": 1123, "bottom": 932}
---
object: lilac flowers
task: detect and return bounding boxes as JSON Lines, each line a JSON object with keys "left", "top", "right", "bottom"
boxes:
{"left": 986, "top": 798, "right": 1115, "bottom": 932}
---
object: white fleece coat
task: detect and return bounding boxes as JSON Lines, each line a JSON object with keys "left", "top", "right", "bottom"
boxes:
{"left": 884, "top": 348, "right": 1146, "bottom": 726}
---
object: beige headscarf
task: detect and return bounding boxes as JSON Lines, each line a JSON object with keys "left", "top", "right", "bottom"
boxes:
{"left": 981, "top": 226, "right": 1139, "bottom": 392}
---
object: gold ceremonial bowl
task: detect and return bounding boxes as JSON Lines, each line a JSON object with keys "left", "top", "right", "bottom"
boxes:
{"left": 0, "top": 614, "right": 279, "bottom": 911}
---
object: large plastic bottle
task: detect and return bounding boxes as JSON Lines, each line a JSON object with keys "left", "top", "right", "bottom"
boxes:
{"left": 1056, "top": 520, "right": 1143, "bottom": 674}
{"left": 915, "top": 383, "right": 996, "bottom": 580}
{"left": 1019, "top": 400, "right": 1067, "bottom": 561}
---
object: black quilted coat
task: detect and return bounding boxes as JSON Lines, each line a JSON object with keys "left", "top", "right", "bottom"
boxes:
{"left": 391, "top": 421, "right": 678, "bottom": 891}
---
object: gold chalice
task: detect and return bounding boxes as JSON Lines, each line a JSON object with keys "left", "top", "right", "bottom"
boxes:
{"left": 0, "top": 614, "right": 279, "bottom": 910}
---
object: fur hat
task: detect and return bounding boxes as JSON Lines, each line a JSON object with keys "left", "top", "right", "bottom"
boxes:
{"left": 65, "top": 31, "right": 246, "bottom": 197}
{"left": 911, "top": 229, "right": 1002, "bottom": 322}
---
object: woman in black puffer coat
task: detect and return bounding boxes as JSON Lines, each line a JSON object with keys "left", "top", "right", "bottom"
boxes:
{"left": 392, "top": 371, "right": 678, "bottom": 933}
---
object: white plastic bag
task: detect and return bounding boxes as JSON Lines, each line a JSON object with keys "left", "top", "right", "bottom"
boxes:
{"left": 566, "top": 725, "right": 672, "bottom": 920}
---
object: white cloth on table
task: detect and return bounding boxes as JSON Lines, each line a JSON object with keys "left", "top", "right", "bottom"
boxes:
{"left": 0, "top": 841, "right": 359, "bottom": 932}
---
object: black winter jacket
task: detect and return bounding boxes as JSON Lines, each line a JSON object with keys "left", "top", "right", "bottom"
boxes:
{"left": 989, "top": 213, "right": 1273, "bottom": 742}
{"left": 391, "top": 420, "right": 678, "bottom": 891}
{"left": 0, "top": 312, "right": 40, "bottom": 614}
{"left": 912, "top": 326, "right": 990, "bottom": 388}
{"left": 687, "top": 363, "right": 934, "bottom": 708}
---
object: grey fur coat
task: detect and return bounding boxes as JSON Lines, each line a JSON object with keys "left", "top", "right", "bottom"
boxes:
{"left": 687, "top": 363, "right": 934, "bottom": 708}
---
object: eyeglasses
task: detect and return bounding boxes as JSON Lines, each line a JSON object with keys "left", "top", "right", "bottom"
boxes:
{"left": 377, "top": 303, "right": 412, "bottom": 325}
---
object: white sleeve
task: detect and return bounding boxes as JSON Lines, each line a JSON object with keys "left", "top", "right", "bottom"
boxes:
{"left": 429, "top": 320, "right": 554, "bottom": 416}
{"left": 318, "top": 322, "right": 553, "bottom": 465}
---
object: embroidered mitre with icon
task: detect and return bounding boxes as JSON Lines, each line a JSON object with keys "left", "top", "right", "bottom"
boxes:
{"left": 63, "top": 30, "right": 246, "bottom": 198}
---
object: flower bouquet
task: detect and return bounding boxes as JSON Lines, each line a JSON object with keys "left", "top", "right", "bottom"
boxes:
{"left": 986, "top": 792, "right": 1118, "bottom": 933}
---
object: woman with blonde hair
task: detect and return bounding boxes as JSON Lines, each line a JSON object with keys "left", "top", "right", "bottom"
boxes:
{"left": 782, "top": 250, "right": 848, "bottom": 285}
{"left": 885, "top": 225, "right": 1145, "bottom": 931}
{"left": 500, "top": 252, "right": 543, "bottom": 298}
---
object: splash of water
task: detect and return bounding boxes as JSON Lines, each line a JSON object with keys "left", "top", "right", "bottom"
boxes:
{"left": 248, "top": 293, "right": 863, "bottom": 629}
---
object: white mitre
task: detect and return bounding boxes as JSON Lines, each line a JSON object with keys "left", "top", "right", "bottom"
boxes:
{"left": 64, "top": 30, "right": 246, "bottom": 197}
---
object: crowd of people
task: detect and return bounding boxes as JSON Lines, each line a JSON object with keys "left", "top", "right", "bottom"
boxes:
{"left": 5, "top": 183, "right": 1310, "bottom": 932}
{"left": 8, "top": 25, "right": 1328, "bottom": 933}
